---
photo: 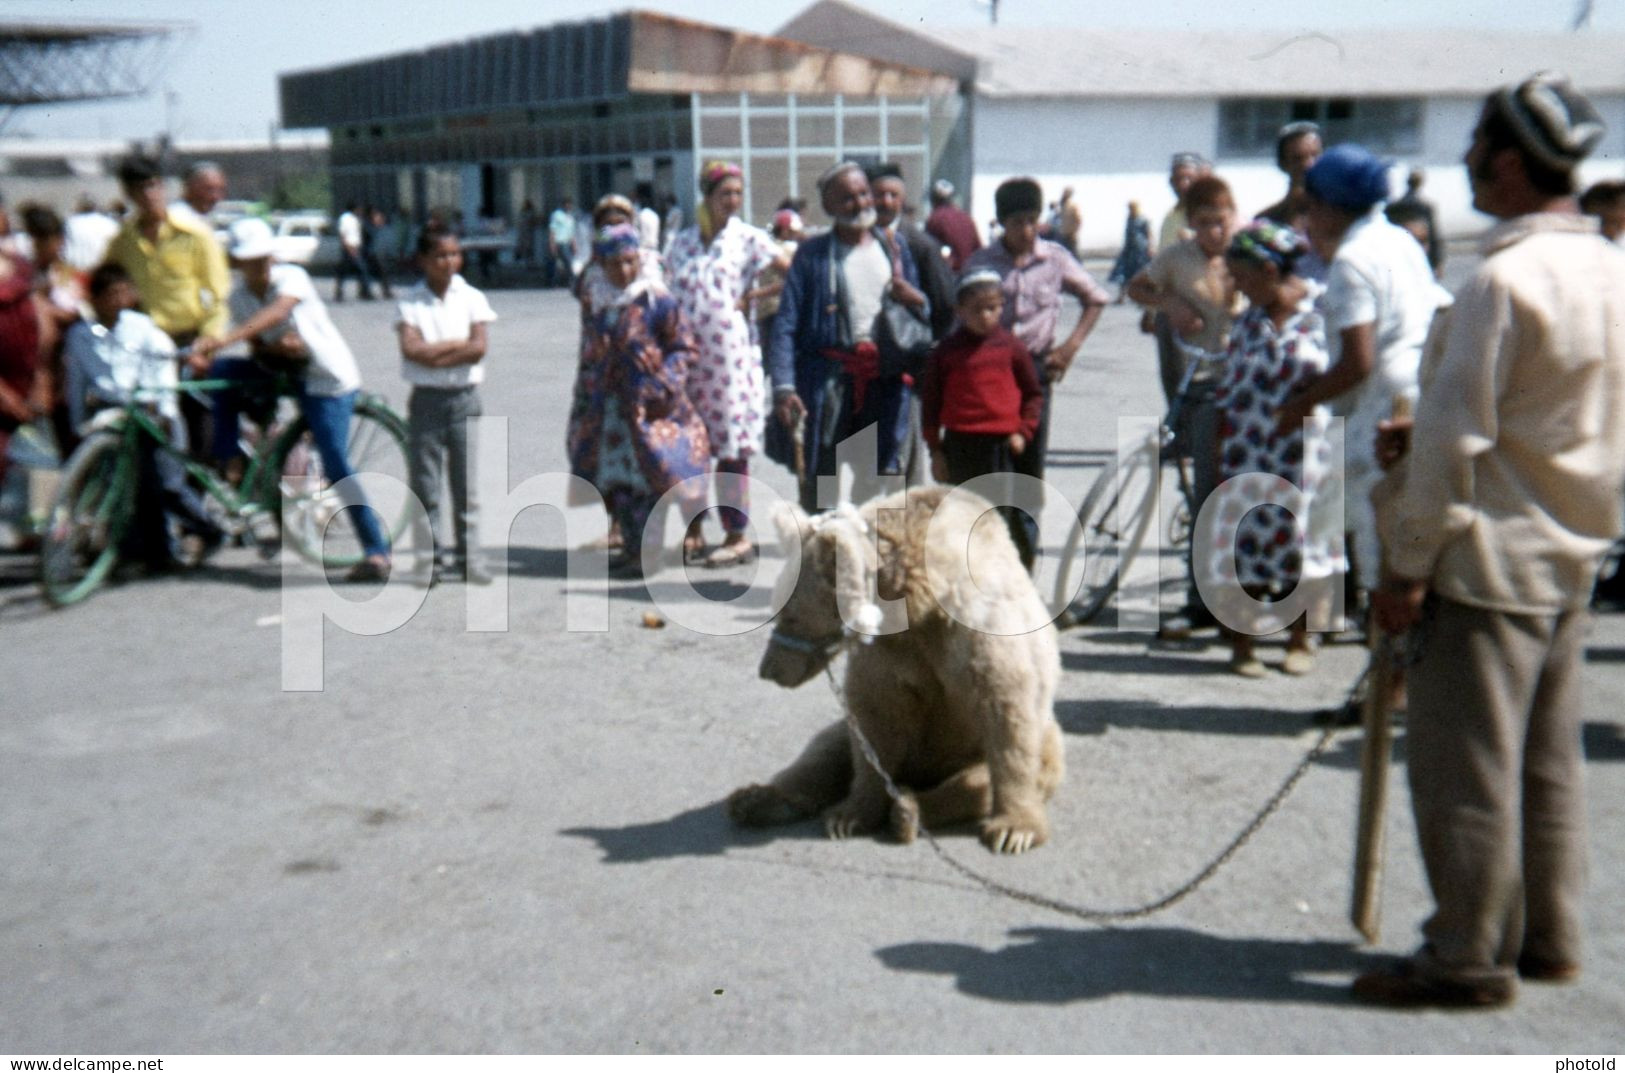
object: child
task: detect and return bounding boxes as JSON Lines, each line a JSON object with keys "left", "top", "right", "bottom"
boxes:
{"left": 64, "top": 263, "right": 223, "bottom": 570}
{"left": 919, "top": 269, "right": 1044, "bottom": 570}
{"left": 396, "top": 228, "right": 497, "bottom": 585}
{"left": 190, "top": 217, "right": 391, "bottom": 582}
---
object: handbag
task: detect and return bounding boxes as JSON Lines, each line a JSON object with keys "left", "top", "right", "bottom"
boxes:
{"left": 872, "top": 232, "right": 934, "bottom": 378}
{"left": 874, "top": 290, "right": 933, "bottom": 379}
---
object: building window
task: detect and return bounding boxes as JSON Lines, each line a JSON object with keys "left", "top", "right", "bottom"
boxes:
{"left": 1219, "top": 97, "right": 1422, "bottom": 157}
{"left": 689, "top": 91, "right": 937, "bottom": 226}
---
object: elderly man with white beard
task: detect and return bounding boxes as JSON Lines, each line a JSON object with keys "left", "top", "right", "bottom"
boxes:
{"left": 767, "top": 161, "right": 930, "bottom": 512}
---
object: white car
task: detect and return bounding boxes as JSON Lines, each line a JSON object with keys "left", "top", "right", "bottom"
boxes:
{"left": 268, "top": 213, "right": 340, "bottom": 268}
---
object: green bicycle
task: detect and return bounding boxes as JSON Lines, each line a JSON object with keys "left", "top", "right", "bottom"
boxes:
{"left": 38, "top": 375, "right": 412, "bottom": 607}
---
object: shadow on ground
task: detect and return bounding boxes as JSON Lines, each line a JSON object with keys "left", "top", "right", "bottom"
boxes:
{"left": 504, "top": 544, "right": 769, "bottom": 607}
{"left": 561, "top": 801, "right": 813, "bottom": 863}
{"left": 876, "top": 925, "right": 1383, "bottom": 1006}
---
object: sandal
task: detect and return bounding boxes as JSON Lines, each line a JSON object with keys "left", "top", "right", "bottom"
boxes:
{"left": 1229, "top": 652, "right": 1267, "bottom": 678}
{"left": 1280, "top": 648, "right": 1316, "bottom": 676}
{"left": 682, "top": 534, "right": 709, "bottom": 564}
{"left": 704, "top": 540, "right": 757, "bottom": 568}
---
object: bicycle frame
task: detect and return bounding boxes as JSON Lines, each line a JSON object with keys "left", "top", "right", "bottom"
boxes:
{"left": 95, "top": 375, "right": 306, "bottom": 533}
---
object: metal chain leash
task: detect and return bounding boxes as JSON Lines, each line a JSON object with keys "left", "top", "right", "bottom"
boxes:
{"left": 823, "top": 662, "right": 1345, "bottom": 924}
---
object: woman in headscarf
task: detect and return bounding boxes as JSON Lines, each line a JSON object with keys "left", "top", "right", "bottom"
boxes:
{"left": 665, "top": 161, "right": 790, "bottom": 566}
{"left": 565, "top": 224, "right": 710, "bottom": 579}
{"left": 1206, "top": 220, "right": 1343, "bottom": 677}
{"left": 576, "top": 193, "right": 665, "bottom": 315}
{"left": 569, "top": 193, "right": 668, "bottom": 552}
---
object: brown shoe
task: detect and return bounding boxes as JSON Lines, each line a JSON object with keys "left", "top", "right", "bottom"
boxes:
{"left": 1352, "top": 961, "right": 1514, "bottom": 1009}
{"left": 1517, "top": 955, "right": 1580, "bottom": 983}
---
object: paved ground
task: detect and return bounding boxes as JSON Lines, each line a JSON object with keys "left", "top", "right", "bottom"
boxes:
{"left": 3, "top": 266, "right": 1624, "bottom": 1054}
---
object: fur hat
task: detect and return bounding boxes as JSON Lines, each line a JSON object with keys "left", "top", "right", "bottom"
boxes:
{"left": 1491, "top": 71, "right": 1606, "bottom": 173}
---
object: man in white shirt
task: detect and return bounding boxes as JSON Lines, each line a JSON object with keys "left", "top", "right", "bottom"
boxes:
{"left": 333, "top": 203, "right": 375, "bottom": 302}
{"left": 1279, "top": 142, "right": 1445, "bottom": 594}
{"left": 63, "top": 197, "right": 121, "bottom": 272}
{"left": 546, "top": 198, "right": 578, "bottom": 290}
{"left": 397, "top": 229, "right": 498, "bottom": 584}
{"left": 1357, "top": 72, "right": 1625, "bottom": 1010}
{"left": 191, "top": 218, "right": 390, "bottom": 581}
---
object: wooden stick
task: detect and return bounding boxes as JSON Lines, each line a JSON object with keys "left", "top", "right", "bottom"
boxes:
{"left": 1351, "top": 629, "right": 1397, "bottom": 943}
{"left": 1350, "top": 393, "right": 1414, "bottom": 944}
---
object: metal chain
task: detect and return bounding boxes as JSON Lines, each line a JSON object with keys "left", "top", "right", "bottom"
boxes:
{"left": 823, "top": 662, "right": 1344, "bottom": 923}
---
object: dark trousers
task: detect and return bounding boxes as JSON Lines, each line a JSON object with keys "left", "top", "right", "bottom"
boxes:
{"left": 334, "top": 249, "right": 374, "bottom": 300}
{"left": 1006, "top": 350, "right": 1053, "bottom": 557}
{"left": 121, "top": 431, "right": 221, "bottom": 566}
{"left": 1176, "top": 378, "right": 1220, "bottom": 616}
{"left": 796, "top": 375, "right": 911, "bottom": 515}
{"left": 941, "top": 429, "right": 1035, "bottom": 572}
{"left": 362, "top": 248, "right": 393, "bottom": 298}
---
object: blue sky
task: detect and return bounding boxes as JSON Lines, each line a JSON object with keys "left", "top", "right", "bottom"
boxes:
{"left": 9, "top": 0, "right": 1616, "bottom": 141}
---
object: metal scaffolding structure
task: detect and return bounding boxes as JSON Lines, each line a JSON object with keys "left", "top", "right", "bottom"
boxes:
{"left": 0, "top": 21, "right": 182, "bottom": 129}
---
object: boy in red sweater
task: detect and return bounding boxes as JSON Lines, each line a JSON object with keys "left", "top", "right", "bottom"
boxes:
{"left": 921, "top": 269, "right": 1045, "bottom": 569}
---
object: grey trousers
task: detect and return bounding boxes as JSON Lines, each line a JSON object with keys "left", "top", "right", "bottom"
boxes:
{"left": 408, "top": 385, "right": 481, "bottom": 563}
{"left": 1406, "top": 595, "right": 1590, "bottom": 988}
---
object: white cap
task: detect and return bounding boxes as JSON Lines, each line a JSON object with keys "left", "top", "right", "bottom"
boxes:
{"left": 227, "top": 217, "right": 275, "bottom": 260}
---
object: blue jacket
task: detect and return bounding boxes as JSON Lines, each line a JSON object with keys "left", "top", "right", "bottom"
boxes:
{"left": 765, "top": 228, "right": 925, "bottom": 476}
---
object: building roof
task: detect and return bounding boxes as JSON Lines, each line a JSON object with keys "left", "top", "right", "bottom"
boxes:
{"left": 280, "top": 9, "right": 955, "bottom": 130}
{"left": 779, "top": 0, "right": 1625, "bottom": 98}
{"left": 0, "top": 20, "right": 182, "bottom": 107}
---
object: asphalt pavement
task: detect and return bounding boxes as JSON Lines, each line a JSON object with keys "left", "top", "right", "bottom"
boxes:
{"left": 3, "top": 263, "right": 1624, "bottom": 1054}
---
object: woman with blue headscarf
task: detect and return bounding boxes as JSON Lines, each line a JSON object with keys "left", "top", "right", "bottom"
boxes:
{"left": 566, "top": 224, "right": 711, "bottom": 578}
{"left": 1204, "top": 220, "right": 1344, "bottom": 677}
{"left": 1274, "top": 143, "right": 1447, "bottom": 601}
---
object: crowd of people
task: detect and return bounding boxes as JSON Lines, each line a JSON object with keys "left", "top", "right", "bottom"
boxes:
{"left": 3, "top": 70, "right": 1624, "bottom": 1013}
{"left": 0, "top": 155, "right": 498, "bottom": 585}
{"left": 533, "top": 72, "right": 1625, "bottom": 1014}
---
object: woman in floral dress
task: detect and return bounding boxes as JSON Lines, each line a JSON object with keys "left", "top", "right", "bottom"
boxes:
{"left": 566, "top": 225, "right": 711, "bottom": 579}
{"left": 569, "top": 194, "right": 669, "bottom": 552}
{"left": 1203, "top": 220, "right": 1344, "bottom": 677}
{"left": 665, "top": 161, "right": 790, "bottom": 565}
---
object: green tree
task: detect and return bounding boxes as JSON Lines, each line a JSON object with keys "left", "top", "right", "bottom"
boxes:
{"left": 271, "top": 171, "right": 331, "bottom": 211}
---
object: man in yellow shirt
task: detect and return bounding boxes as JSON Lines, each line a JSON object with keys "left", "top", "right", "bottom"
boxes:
{"left": 103, "top": 156, "right": 229, "bottom": 348}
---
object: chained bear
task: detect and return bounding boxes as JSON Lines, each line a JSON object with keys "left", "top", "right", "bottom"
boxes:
{"left": 728, "top": 485, "right": 1064, "bottom": 853}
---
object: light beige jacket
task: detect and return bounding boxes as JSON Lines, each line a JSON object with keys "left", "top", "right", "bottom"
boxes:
{"left": 1379, "top": 212, "right": 1625, "bottom": 612}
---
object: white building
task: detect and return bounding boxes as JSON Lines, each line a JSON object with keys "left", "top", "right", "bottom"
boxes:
{"left": 779, "top": 0, "right": 1625, "bottom": 251}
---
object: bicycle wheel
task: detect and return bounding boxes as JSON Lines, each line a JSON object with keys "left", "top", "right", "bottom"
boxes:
{"left": 1052, "top": 440, "right": 1160, "bottom": 626}
{"left": 270, "top": 396, "right": 412, "bottom": 567}
{"left": 38, "top": 432, "right": 133, "bottom": 607}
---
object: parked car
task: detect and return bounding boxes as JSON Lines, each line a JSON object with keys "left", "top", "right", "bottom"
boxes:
{"left": 267, "top": 212, "right": 339, "bottom": 268}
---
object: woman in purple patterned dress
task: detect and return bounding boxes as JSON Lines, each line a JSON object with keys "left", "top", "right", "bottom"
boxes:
{"left": 1203, "top": 220, "right": 1344, "bottom": 677}
{"left": 665, "top": 161, "right": 790, "bottom": 566}
{"left": 566, "top": 225, "right": 710, "bottom": 579}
